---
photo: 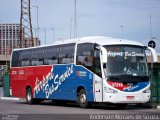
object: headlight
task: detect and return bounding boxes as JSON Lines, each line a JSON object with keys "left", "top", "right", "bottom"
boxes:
{"left": 143, "top": 88, "right": 150, "bottom": 93}
{"left": 104, "top": 87, "right": 118, "bottom": 93}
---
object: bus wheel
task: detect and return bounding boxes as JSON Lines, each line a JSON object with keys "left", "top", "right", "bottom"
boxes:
{"left": 26, "top": 88, "right": 34, "bottom": 104}
{"left": 78, "top": 89, "right": 89, "bottom": 108}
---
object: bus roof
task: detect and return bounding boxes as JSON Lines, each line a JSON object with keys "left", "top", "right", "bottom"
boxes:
{"left": 13, "top": 36, "right": 144, "bottom": 51}
{"left": 55, "top": 36, "right": 144, "bottom": 46}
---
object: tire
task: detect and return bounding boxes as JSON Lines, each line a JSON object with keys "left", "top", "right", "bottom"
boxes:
{"left": 26, "top": 88, "right": 34, "bottom": 104}
{"left": 78, "top": 89, "right": 89, "bottom": 108}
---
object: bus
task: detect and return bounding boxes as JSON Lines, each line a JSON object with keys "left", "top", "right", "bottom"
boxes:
{"left": 10, "top": 36, "right": 158, "bottom": 108}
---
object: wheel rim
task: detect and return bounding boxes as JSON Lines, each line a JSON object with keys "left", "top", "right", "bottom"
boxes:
{"left": 80, "top": 94, "right": 86, "bottom": 104}
{"left": 27, "top": 91, "right": 32, "bottom": 102}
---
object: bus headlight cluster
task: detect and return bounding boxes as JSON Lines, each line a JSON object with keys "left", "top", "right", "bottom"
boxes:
{"left": 143, "top": 88, "right": 151, "bottom": 93}
{"left": 104, "top": 87, "right": 118, "bottom": 93}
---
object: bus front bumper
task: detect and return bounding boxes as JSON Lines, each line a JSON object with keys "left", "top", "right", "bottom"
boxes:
{"left": 103, "top": 92, "right": 150, "bottom": 103}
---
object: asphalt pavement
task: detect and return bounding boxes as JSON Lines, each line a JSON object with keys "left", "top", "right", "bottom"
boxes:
{"left": 0, "top": 87, "right": 160, "bottom": 120}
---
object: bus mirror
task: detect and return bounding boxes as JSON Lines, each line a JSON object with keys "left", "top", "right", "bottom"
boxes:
{"left": 100, "top": 46, "right": 107, "bottom": 63}
{"left": 147, "top": 47, "right": 158, "bottom": 63}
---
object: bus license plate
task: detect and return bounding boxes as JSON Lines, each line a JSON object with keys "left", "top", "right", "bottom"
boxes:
{"left": 126, "top": 96, "right": 134, "bottom": 100}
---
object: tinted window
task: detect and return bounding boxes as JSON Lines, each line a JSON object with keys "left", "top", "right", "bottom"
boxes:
{"left": 93, "top": 50, "right": 101, "bottom": 77}
{"left": 32, "top": 48, "right": 44, "bottom": 66}
{"left": 77, "top": 43, "right": 101, "bottom": 77}
{"left": 44, "top": 46, "right": 59, "bottom": 65}
{"left": 59, "top": 44, "right": 75, "bottom": 64}
{"left": 77, "top": 43, "right": 94, "bottom": 69}
{"left": 19, "top": 50, "right": 32, "bottom": 66}
{"left": 11, "top": 51, "right": 19, "bottom": 67}
{"left": 104, "top": 45, "right": 148, "bottom": 77}
{"left": 11, "top": 44, "right": 75, "bottom": 67}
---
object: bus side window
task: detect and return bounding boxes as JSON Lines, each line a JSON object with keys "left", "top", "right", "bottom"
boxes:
{"left": 19, "top": 50, "right": 32, "bottom": 66}
{"left": 32, "top": 48, "right": 44, "bottom": 66}
{"left": 59, "top": 44, "right": 75, "bottom": 64}
{"left": 11, "top": 51, "right": 19, "bottom": 67}
{"left": 44, "top": 46, "right": 59, "bottom": 65}
{"left": 76, "top": 43, "right": 94, "bottom": 71}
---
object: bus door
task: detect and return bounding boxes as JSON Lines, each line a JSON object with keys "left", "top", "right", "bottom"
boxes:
{"left": 93, "top": 49, "right": 103, "bottom": 102}
{"left": 94, "top": 75, "right": 103, "bottom": 102}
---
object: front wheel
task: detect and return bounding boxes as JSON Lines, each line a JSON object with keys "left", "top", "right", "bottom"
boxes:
{"left": 26, "top": 88, "right": 34, "bottom": 104}
{"left": 78, "top": 89, "right": 89, "bottom": 108}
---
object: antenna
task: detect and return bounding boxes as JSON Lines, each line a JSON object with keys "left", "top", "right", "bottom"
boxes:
{"left": 20, "top": 0, "right": 33, "bottom": 48}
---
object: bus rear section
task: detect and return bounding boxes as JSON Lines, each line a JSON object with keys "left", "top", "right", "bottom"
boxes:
{"left": 10, "top": 42, "right": 96, "bottom": 108}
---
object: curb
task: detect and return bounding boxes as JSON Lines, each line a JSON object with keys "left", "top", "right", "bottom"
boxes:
{"left": 0, "top": 97, "right": 20, "bottom": 101}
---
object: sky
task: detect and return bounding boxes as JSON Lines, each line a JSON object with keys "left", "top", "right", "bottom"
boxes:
{"left": 0, "top": 0, "right": 160, "bottom": 52}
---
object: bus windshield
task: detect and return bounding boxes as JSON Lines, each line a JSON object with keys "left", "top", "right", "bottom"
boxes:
{"left": 104, "top": 45, "right": 148, "bottom": 77}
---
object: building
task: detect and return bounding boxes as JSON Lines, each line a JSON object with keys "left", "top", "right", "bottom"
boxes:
{"left": 0, "top": 23, "right": 21, "bottom": 70}
{"left": 0, "top": 23, "right": 40, "bottom": 60}
{"left": 0, "top": 23, "right": 20, "bottom": 76}
{"left": 0, "top": 23, "right": 40, "bottom": 75}
{"left": 24, "top": 37, "right": 41, "bottom": 48}
{"left": 0, "top": 24, "right": 20, "bottom": 55}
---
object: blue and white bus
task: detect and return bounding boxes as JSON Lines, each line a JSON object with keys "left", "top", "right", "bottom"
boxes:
{"left": 10, "top": 36, "right": 158, "bottom": 108}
